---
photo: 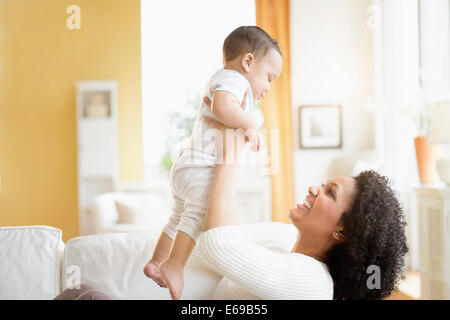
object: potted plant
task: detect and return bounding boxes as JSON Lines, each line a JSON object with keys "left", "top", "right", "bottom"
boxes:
{"left": 159, "top": 93, "right": 200, "bottom": 175}
{"left": 364, "top": 89, "right": 441, "bottom": 184}
{"left": 401, "top": 90, "right": 441, "bottom": 184}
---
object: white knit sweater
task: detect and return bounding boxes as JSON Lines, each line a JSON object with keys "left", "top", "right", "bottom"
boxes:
{"left": 198, "top": 225, "right": 334, "bottom": 300}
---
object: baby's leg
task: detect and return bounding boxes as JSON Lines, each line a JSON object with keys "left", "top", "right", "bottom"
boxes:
{"left": 159, "top": 230, "right": 196, "bottom": 300}
{"left": 143, "top": 192, "right": 185, "bottom": 287}
{"left": 160, "top": 166, "right": 215, "bottom": 299}
{"left": 143, "top": 231, "right": 173, "bottom": 287}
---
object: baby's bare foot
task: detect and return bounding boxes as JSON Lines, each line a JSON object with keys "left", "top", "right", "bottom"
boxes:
{"left": 143, "top": 260, "right": 167, "bottom": 288}
{"left": 159, "top": 260, "right": 184, "bottom": 300}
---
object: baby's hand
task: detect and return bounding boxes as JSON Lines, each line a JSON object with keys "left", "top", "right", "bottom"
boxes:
{"left": 245, "top": 128, "right": 263, "bottom": 153}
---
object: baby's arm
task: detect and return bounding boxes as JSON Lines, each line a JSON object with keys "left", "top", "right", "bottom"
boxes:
{"left": 211, "top": 90, "right": 256, "bottom": 131}
{"left": 210, "top": 91, "right": 262, "bottom": 152}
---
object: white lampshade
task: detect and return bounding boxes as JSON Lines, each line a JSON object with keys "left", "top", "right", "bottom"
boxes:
{"left": 429, "top": 101, "right": 450, "bottom": 144}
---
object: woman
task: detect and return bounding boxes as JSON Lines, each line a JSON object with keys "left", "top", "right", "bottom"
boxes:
{"left": 198, "top": 97, "right": 408, "bottom": 300}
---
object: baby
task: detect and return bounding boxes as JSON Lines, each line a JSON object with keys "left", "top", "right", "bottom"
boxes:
{"left": 143, "top": 26, "right": 283, "bottom": 300}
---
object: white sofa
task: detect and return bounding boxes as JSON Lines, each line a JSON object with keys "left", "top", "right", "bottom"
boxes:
{"left": 0, "top": 222, "right": 298, "bottom": 300}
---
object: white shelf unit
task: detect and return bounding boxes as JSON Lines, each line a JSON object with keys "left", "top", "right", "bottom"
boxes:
{"left": 76, "top": 80, "right": 119, "bottom": 235}
{"left": 415, "top": 186, "right": 450, "bottom": 299}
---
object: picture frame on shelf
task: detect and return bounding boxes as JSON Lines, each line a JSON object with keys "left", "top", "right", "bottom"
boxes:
{"left": 81, "top": 90, "right": 112, "bottom": 119}
{"left": 299, "top": 104, "right": 342, "bottom": 149}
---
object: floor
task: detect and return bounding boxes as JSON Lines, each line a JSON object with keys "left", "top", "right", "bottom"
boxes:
{"left": 385, "top": 271, "right": 421, "bottom": 300}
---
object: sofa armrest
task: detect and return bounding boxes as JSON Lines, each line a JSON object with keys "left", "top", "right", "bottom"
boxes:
{"left": 0, "top": 226, "right": 65, "bottom": 299}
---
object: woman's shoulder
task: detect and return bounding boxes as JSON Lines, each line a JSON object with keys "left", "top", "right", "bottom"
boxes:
{"left": 290, "top": 253, "right": 333, "bottom": 282}
{"left": 288, "top": 252, "right": 330, "bottom": 270}
{"left": 284, "top": 253, "right": 334, "bottom": 299}
{"left": 201, "top": 225, "right": 331, "bottom": 274}
{"left": 289, "top": 252, "right": 329, "bottom": 268}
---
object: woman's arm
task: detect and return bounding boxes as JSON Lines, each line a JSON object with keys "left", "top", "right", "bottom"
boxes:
{"left": 201, "top": 116, "right": 243, "bottom": 231}
{"left": 201, "top": 88, "right": 249, "bottom": 230}
{"left": 199, "top": 117, "right": 332, "bottom": 300}
{"left": 200, "top": 117, "right": 291, "bottom": 299}
{"left": 202, "top": 162, "right": 239, "bottom": 231}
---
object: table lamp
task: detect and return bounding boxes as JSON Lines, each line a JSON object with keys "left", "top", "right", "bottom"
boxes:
{"left": 429, "top": 101, "right": 450, "bottom": 185}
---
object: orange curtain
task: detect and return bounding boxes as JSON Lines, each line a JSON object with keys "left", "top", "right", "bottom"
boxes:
{"left": 255, "top": 0, "right": 295, "bottom": 223}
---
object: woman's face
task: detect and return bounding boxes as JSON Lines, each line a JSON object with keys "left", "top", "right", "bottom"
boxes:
{"left": 288, "top": 177, "right": 357, "bottom": 241}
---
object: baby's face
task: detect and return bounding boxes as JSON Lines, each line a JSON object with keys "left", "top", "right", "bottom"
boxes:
{"left": 246, "top": 48, "right": 283, "bottom": 100}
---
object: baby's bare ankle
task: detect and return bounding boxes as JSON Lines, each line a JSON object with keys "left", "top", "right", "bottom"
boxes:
{"left": 162, "top": 258, "right": 184, "bottom": 270}
{"left": 150, "top": 250, "right": 170, "bottom": 265}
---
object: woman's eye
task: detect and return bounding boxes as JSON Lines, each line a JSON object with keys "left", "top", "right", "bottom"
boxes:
{"left": 322, "top": 184, "right": 335, "bottom": 200}
{"left": 328, "top": 188, "right": 334, "bottom": 199}
{"left": 327, "top": 188, "right": 335, "bottom": 200}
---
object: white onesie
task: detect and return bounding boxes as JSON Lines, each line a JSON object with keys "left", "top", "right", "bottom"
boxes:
{"left": 162, "top": 68, "right": 254, "bottom": 242}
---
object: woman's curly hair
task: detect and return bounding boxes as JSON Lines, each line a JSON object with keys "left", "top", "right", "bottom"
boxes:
{"left": 325, "top": 170, "right": 408, "bottom": 300}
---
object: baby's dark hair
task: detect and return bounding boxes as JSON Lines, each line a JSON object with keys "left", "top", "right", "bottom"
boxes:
{"left": 222, "top": 26, "right": 282, "bottom": 62}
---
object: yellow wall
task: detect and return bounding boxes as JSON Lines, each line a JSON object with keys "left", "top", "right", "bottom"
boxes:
{"left": 0, "top": 0, "right": 143, "bottom": 242}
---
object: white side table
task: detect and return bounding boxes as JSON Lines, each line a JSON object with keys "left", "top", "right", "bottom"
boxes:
{"left": 415, "top": 185, "right": 450, "bottom": 299}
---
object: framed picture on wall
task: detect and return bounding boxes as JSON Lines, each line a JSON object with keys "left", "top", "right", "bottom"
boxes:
{"left": 299, "top": 104, "right": 342, "bottom": 149}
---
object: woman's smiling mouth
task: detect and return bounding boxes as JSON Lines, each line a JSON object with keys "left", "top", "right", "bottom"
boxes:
{"left": 297, "top": 196, "right": 314, "bottom": 211}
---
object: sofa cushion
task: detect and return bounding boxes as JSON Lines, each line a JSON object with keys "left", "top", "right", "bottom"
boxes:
{"left": 115, "top": 199, "right": 147, "bottom": 224}
{"left": 90, "top": 192, "right": 169, "bottom": 234}
{"left": 0, "top": 226, "right": 65, "bottom": 299}
{"left": 62, "top": 229, "right": 222, "bottom": 299}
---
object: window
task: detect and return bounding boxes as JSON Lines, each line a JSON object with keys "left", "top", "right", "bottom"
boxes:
{"left": 419, "top": 0, "right": 450, "bottom": 98}
{"left": 372, "top": 0, "right": 450, "bottom": 190}
{"left": 140, "top": 0, "right": 256, "bottom": 182}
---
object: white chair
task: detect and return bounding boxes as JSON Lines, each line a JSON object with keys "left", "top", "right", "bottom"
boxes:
{"left": 86, "top": 190, "right": 171, "bottom": 235}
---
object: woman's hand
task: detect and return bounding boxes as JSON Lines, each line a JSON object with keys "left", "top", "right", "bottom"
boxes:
{"left": 245, "top": 128, "right": 263, "bottom": 153}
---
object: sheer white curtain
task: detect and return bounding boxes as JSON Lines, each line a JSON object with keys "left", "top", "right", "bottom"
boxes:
{"left": 419, "top": 0, "right": 450, "bottom": 98}
{"left": 372, "top": 0, "right": 450, "bottom": 270}
{"left": 140, "top": 0, "right": 256, "bottom": 182}
{"left": 373, "top": 0, "right": 420, "bottom": 191}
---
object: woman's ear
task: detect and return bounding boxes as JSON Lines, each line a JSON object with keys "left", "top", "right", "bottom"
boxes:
{"left": 332, "top": 228, "right": 346, "bottom": 242}
{"left": 241, "top": 53, "right": 254, "bottom": 72}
